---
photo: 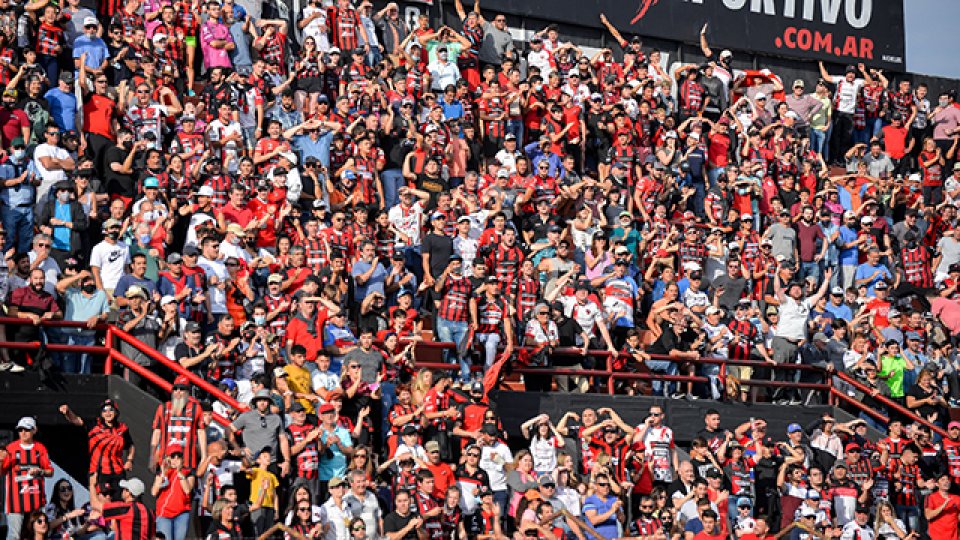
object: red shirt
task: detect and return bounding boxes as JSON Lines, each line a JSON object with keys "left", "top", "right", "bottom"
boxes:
{"left": 926, "top": 491, "right": 960, "bottom": 540}
{"left": 1, "top": 440, "right": 51, "bottom": 513}
{"left": 424, "top": 461, "right": 456, "bottom": 499}
{"left": 0, "top": 108, "right": 28, "bottom": 147}
{"left": 218, "top": 202, "right": 254, "bottom": 228}
{"left": 155, "top": 468, "right": 192, "bottom": 518}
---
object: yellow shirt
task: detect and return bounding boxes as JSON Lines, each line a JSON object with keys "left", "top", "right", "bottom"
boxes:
{"left": 284, "top": 363, "right": 315, "bottom": 414}
{"left": 246, "top": 467, "right": 279, "bottom": 510}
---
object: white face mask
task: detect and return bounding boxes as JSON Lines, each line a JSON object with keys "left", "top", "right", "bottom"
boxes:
{"left": 12, "top": 149, "right": 24, "bottom": 161}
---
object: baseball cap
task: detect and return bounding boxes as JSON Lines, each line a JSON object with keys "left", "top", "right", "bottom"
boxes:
{"left": 793, "top": 79, "right": 805, "bottom": 88}
{"left": 425, "top": 441, "right": 440, "bottom": 453}
{"left": 949, "top": 421, "right": 960, "bottom": 430}
{"left": 159, "top": 295, "right": 176, "bottom": 307}
{"left": 16, "top": 417, "right": 36, "bottom": 431}
{"left": 800, "top": 506, "right": 817, "bottom": 518}
{"left": 830, "top": 286, "right": 844, "bottom": 296}
{"left": 183, "top": 322, "right": 201, "bottom": 333}
{"left": 328, "top": 476, "right": 347, "bottom": 488}
{"left": 166, "top": 252, "right": 182, "bottom": 264}
{"left": 197, "top": 185, "right": 215, "bottom": 197}
{"left": 273, "top": 367, "right": 288, "bottom": 379}
{"left": 787, "top": 423, "right": 803, "bottom": 434}
{"left": 812, "top": 332, "right": 829, "bottom": 343}
{"left": 166, "top": 441, "right": 184, "bottom": 456}
{"left": 875, "top": 281, "right": 889, "bottom": 290}
{"left": 318, "top": 403, "right": 336, "bottom": 415}
{"left": 119, "top": 478, "right": 145, "bottom": 497}
{"left": 124, "top": 286, "right": 147, "bottom": 299}
{"left": 806, "top": 489, "right": 821, "bottom": 500}
{"left": 267, "top": 273, "right": 283, "bottom": 284}
{"left": 755, "top": 92, "right": 767, "bottom": 100}
{"left": 401, "top": 424, "right": 419, "bottom": 436}
{"left": 736, "top": 497, "right": 752, "bottom": 508}
{"left": 83, "top": 16, "right": 99, "bottom": 26}
{"left": 845, "top": 442, "right": 861, "bottom": 453}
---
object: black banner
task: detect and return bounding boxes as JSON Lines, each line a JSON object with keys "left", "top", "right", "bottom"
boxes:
{"left": 476, "top": 0, "right": 905, "bottom": 70}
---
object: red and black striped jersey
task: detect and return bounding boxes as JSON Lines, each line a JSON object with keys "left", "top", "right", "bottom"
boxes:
{"left": 287, "top": 422, "right": 320, "bottom": 480}
{"left": 486, "top": 245, "right": 524, "bottom": 284}
{"left": 510, "top": 275, "right": 540, "bottom": 323}
{"left": 1, "top": 440, "right": 51, "bottom": 513}
{"left": 414, "top": 489, "right": 443, "bottom": 539}
{"left": 437, "top": 274, "right": 472, "bottom": 323}
{"left": 151, "top": 399, "right": 203, "bottom": 470}
{"left": 102, "top": 501, "right": 156, "bottom": 540}
{"left": 88, "top": 421, "right": 133, "bottom": 476}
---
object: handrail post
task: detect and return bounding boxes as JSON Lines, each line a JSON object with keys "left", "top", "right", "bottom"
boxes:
{"left": 719, "top": 360, "right": 727, "bottom": 402}
{"left": 104, "top": 327, "right": 113, "bottom": 375}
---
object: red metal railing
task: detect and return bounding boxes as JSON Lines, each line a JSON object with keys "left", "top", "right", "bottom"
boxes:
{"left": 834, "top": 371, "right": 947, "bottom": 438}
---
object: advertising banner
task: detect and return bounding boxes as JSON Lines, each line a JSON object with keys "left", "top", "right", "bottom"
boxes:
{"left": 476, "top": 0, "right": 905, "bottom": 70}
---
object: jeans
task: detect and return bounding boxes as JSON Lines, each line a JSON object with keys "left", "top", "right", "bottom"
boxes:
{"left": 3, "top": 204, "right": 34, "bottom": 254}
{"left": 707, "top": 166, "right": 725, "bottom": 188}
{"left": 156, "top": 512, "right": 191, "bottom": 540}
{"left": 646, "top": 358, "right": 678, "bottom": 396}
{"left": 476, "top": 332, "right": 500, "bottom": 369}
{"left": 506, "top": 119, "right": 523, "bottom": 144}
{"left": 61, "top": 333, "right": 97, "bottom": 374}
{"left": 895, "top": 504, "right": 920, "bottom": 533}
{"left": 380, "top": 381, "right": 396, "bottom": 439}
{"left": 5, "top": 512, "right": 23, "bottom": 540}
{"left": 691, "top": 181, "right": 706, "bottom": 214}
{"left": 435, "top": 317, "right": 469, "bottom": 381}
{"left": 493, "top": 490, "right": 509, "bottom": 515}
{"left": 841, "top": 264, "right": 857, "bottom": 291}
{"left": 799, "top": 260, "right": 821, "bottom": 284}
{"left": 381, "top": 168, "right": 405, "bottom": 210}
{"left": 810, "top": 128, "right": 828, "bottom": 157}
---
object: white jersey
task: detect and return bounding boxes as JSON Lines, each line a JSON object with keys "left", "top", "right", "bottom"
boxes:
{"left": 388, "top": 202, "right": 424, "bottom": 246}
{"left": 529, "top": 435, "right": 562, "bottom": 473}
{"left": 831, "top": 77, "right": 865, "bottom": 114}
{"left": 560, "top": 296, "right": 604, "bottom": 339}
{"left": 527, "top": 49, "right": 553, "bottom": 77}
{"left": 638, "top": 425, "right": 675, "bottom": 482}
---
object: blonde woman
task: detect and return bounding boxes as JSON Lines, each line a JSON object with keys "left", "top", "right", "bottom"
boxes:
{"left": 874, "top": 500, "right": 909, "bottom": 539}
{"left": 411, "top": 368, "right": 433, "bottom": 408}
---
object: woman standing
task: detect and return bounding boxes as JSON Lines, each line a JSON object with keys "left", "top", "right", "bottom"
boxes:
{"left": 506, "top": 450, "right": 540, "bottom": 517}
{"left": 60, "top": 400, "right": 135, "bottom": 493}
{"left": 206, "top": 498, "right": 244, "bottom": 540}
{"left": 152, "top": 444, "right": 196, "bottom": 540}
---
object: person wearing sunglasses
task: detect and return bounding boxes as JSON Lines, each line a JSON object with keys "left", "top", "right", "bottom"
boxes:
{"left": 583, "top": 473, "right": 623, "bottom": 539}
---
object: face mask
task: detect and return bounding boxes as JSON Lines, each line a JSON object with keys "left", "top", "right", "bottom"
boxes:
{"left": 230, "top": 236, "right": 241, "bottom": 245}
{"left": 438, "top": 52, "right": 448, "bottom": 60}
{"left": 12, "top": 149, "right": 24, "bottom": 161}
{"left": 122, "top": 140, "right": 133, "bottom": 151}
{"left": 57, "top": 191, "right": 70, "bottom": 203}
{"left": 82, "top": 283, "right": 97, "bottom": 294}
{"left": 941, "top": 98, "right": 950, "bottom": 108}
{"left": 139, "top": 234, "right": 151, "bottom": 244}
{"left": 142, "top": 211, "right": 156, "bottom": 222}
{"left": 106, "top": 232, "right": 120, "bottom": 241}
{"left": 253, "top": 315, "right": 266, "bottom": 326}
{"left": 1, "top": 101, "right": 12, "bottom": 108}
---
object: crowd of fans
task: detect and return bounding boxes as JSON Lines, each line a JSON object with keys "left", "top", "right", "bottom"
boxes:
{"left": 1, "top": 0, "right": 960, "bottom": 538}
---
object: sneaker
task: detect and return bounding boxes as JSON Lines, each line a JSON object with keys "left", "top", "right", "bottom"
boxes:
{"left": 950, "top": 398, "right": 960, "bottom": 408}
{"left": 670, "top": 392, "right": 686, "bottom": 400}
{"left": 788, "top": 398, "right": 802, "bottom": 405}
{"left": 0, "top": 362, "right": 23, "bottom": 373}
{"left": 685, "top": 393, "right": 700, "bottom": 401}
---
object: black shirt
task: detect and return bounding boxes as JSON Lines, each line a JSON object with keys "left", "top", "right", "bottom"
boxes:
{"left": 383, "top": 511, "right": 419, "bottom": 539}
{"left": 104, "top": 145, "right": 136, "bottom": 198}
{"left": 422, "top": 232, "right": 454, "bottom": 280}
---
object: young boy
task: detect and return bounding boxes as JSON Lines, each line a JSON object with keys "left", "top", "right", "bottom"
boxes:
{"left": 246, "top": 447, "right": 279, "bottom": 535}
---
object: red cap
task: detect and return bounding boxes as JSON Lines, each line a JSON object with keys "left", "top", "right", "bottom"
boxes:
{"left": 166, "top": 442, "right": 184, "bottom": 456}
{"left": 682, "top": 211, "right": 695, "bottom": 219}
{"left": 318, "top": 403, "right": 336, "bottom": 415}
{"left": 173, "top": 375, "right": 190, "bottom": 388}
{"left": 844, "top": 443, "right": 861, "bottom": 453}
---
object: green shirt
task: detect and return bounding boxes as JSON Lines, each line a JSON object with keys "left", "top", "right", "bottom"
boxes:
{"left": 129, "top": 244, "right": 160, "bottom": 282}
{"left": 880, "top": 354, "right": 907, "bottom": 397}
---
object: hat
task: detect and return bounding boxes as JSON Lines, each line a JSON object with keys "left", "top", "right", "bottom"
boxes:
{"left": 289, "top": 402, "right": 306, "bottom": 413}
{"left": 166, "top": 441, "right": 184, "bottom": 456}
{"left": 855, "top": 505, "right": 870, "bottom": 515}
{"left": 793, "top": 79, "right": 805, "bottom": 88}
{"left": 830, "top": 286, "right": 844, "bottom": 296}
{"left": 875, "top": 281, "right": 889, "bottom": 291}
{"left": 504, "top": 133, "right": 517, "bottom": 141}
{"left": 267, "top": 273, "right": 283, "bottom": 284}
{"left": 787, "top": 423, "right": 803, "bottom": 434}
{"left": 2, "top": 89, "right": 16, "bottom": 100}
{"left": 705, "top": 306, "right": 722, "bottom": 317}
{"left": 273, "top": 367, "right": 288, "bottom": 379}
{"left": 478, "top": 485, "right": 493, "bottom": 497}
{"left": 741, "top": 213, "right": 753, "bottom": 221}
{"left": 220, "top": 378, "right": 237, "bottom": 392}
{"left": 197, "top": 185, "right": 215, "bottom": 197}
{"left": 705, "top": 468, "right": 723, "bottom": 478}
{"left": 424, "top": 440, "right": 440, "bottom": 453}
{"left": 905, "top": 331, "right": 922, "bottom": 341}
{"left": 845, "top": 443, "right": 861, "bottom": 453}
{"left": 183, "top": 322, "right": 200, "bottom": 333}
{"left": 245, "top": 390, "right": 270, "bottom": 407}
{"left": 755, "top": 92, "right": 767, "bottom": 100}
{"left": 845, "top": 65, "right": 857, "bottom": 73}
{"left": 812, "top": 332, "right": 829, "bottom": 343}
{"left": 736, "top": 497, "right": 753, "bottom": 508}
{"left": 538, "top": 475, "right": 556, "bottom": 487}
{"left": 59, "top": 71, "right": 75, "bottom": 84}
{"left": 83, "top": 16, "right": 99, "bottom": 27}
{"left": 102, "top": 218, "right": 122, "bottom": 230}
{"left": 401, "top": 424, "right": 419, "bottom": 436}
{"left": 567, "top": 69, "right": 580, "bottom": 78}
{"left": 183, "top": 245, "right": 200, "bottom": 257}
{"left": 16, "top": 417, "right": 36, "bottom": 431}
{"left": 152, "top": 32, "right": 167, "bottom": 43}
{"left": 312, "top": 199, "right": 327, "bottom": 209}
{"left": 166, "top": 252, "right": 183, "bottom": 265}
{"left": 226, "top": 223, "right": 246, "bottom": 237}
{"left": 159, "top": 295, "right": 177, "bottom": 307}
{"left": 143, "top": 176, "right": 160, "bottom": 189}
{"left": 328, "top": 476, "right": 347, "bottom": 488}
{"left": 954, "top": 163, "right": 960, "bottom": 172}
{"left": 124, "top": 286, "right": 147, "bottom": 299}
{"left": 949, "top": 421, "right": 960, "bottom": 430}
{"left": 720, "top": 49, "right": 733, "bottom": 59}
{"left": 119, "top": 478, "right": 145, "bottom": 497}
{"left": 470, "top": 381, "right": 484, "bottom": 393}
{"left": 806, "top": 489, "right": 821, "bottom": 500}
{"left": 318, "top": 403, "right": 336, "bottom": 415}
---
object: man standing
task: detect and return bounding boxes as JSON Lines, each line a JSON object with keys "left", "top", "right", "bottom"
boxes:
{"left": 88, "top": 477, "right": 155, "bottom": 540}
{"left": 90, "top": 218, "right": 130, "bottom": 299}
{"left": 434, "top": 255, "right": 473, "bottom": 382}
{"left": 55, "top": 269, "right": 109, "bottom": 373}
{"left": 0, "top": 137, "right": 38, "bottom": 254}
{"left": 0, "top": 417, "right": 53, "bottom": 540}
{"left": 229, "top": 390, "right": 291, "bottom": 477}
{"left": 150, "top": 376, "right": 207, "bottom": 473}
{"left": 7, "top": 268, "right": 61, "bottom": 368}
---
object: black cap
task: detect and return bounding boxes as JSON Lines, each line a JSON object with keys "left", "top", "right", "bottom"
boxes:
{"left": 289, "top": 402, "right": 306, "bottom": 412}
{"left": 401, "top": 424, "right": 418, "bottom": 436}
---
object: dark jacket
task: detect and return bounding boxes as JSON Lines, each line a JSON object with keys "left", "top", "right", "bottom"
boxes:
{"left": 38, "top": 197, "right": 90, "bottom": 254}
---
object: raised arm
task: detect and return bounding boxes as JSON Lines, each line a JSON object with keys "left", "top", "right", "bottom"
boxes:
{"left": 699, "top": 23, "right": 712, "bottom": 57}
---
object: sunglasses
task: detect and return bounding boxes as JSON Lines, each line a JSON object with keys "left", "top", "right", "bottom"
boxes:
{"left": 298, "top": 507, "right": 311, "bottom": 512}
{"left": 596, "top": 482, "right": 609, "bottom": 487}
{"left": 59, "top": 485, "right": 73, "bottom": 492}
{"left": 352, "top": 527, "right": 366, "bottom": 531}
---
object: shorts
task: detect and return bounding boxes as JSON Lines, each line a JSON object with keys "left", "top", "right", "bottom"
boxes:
{"left": 184, "top": 36, "right": 197, "bottom": 48}
{"left": 297, "top": 76, "right": 322, "bottom": 93}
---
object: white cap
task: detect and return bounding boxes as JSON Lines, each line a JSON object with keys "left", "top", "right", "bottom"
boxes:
{"left": 279, "top": 151, "right": 297, "bottom": 165}
{"left": 861, "top": 215, "right": 874, "bottom": 223}
{"left": 119, "top": 478, "right": 145, "bottom": 497}
{"left": 664, "top": 131, "right": 678, "bottom": 140}
{"left": 785, "top": 111, "right": 801, "bottom": 120}
{"left": 83, "top": 16, "right": 99, "bottom": 27}
{"left": 755, "top": 92, "right": 767, "bottom": 100}
{"left": 682, "top": 261, "right": 702, "bottom": 272}
{"left": 720, "top": 49, "right": 733, "bottom": 59}
{"left": 197, "top": 185, "right": 215, "bottom": 197}
{"left": 800, "top": 506, "right": 817, "bottom": 518}
{"left": 843, "top": 210, "right": 857, "bottom": 220}
{"left": 152, "top": 33, "right": 167, "bottom": 43}
{"left": 16, "top": 417, "right": 36, "bottom": 431}
{"left": 705, "top": 306, "right": 722, "bottom": 316}
{"left": 909, "top": 173, "right": 921, "bottom": 182}
{"left": 568, "top": 68, "right": 580, "bottom": 78}
{"left": 160, "top": 295, "right": 177, "bottom": 306}
{"left": 688, "top": 132, "right": 700, "bottom": 141}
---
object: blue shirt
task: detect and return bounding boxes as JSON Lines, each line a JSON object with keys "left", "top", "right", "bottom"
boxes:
{"left": 63, "top": 288, "right": 110, "bottom": 335}
{"left": 0, "top": 158, "right": 34, "bottom": 206}
{"left": 838, "top": 226, "right": 859, "bottom": 266}
{"left": 317, "top": 425, "right": 352, "bottom": 481}
{"left": 438, "top": 96, "right": 464, "bottom": 120}
{"left": 52, "top": 201, "right": 71, "bottom": 250}
{"left": 523, "top": 142, "right": 562, "bottom": 177}
{"left": 351, "top": 260, "right": 387, "bottom": 298}
{"left": 854, "top": 262, "right": 892, "bottom": 296}
{"left": 113, "top": 274, "right": 157, "bottom": 300}
{"left": 825, "top": 301, "right": 853, "bottom": 322}
{"left": 43, "top": 88, "right": 77, "bottom": 131}
{"left": 582, "top": 494, "right": 619, "bottom": 538}
{"left": 72, "top": 35, "right": 109, "bottom": 71}
{"left": 293, "top": 131, "right": 334, "bottom": 169}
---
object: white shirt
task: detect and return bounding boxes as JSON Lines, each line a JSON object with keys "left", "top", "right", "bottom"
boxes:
{"left": 27, "top": 251, "right": 60, "bottom": 295}
{"left": 320, "top": 497, "right": 355, "bottom": 540}
{"left": 429, "top": 60, "right": 460, "bottom": 91}
{"left": 527, "top": 49, "right": 553, "bottom": 77}
{"left": 830, "top": 76, "right": 865, "bottom": 114}
{"left": 33, "top": 143, "right": 69, "bottom": 201}
{"left": 302, "top": 5, "right": 330, "bottom": 50}
{"left": 89, "top": 240, "right": 130, "bottom": 290}
{"left": 198, "top": 255, "right": 228, "bottom": 314}
{"left": 560, "top": 296, "right": 603, "bottom": 339}
{"left": 480, "top": 442, "right": 513, "bottom": 491}
{"left": 388, "top": 202, "right": 424, "bottom": 246}
{"left": 453, "top": 235, "right": 479, "bottom": 274}
{"left": 206, "top": 119, "right": 244, "bottom": 173}
{"left": 776, "top": 296, "right": 813, "bottom": 341}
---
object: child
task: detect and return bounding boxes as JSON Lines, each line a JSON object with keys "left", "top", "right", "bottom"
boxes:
{"left": 245, "top": 447, "right": 279, "bottom": 536}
